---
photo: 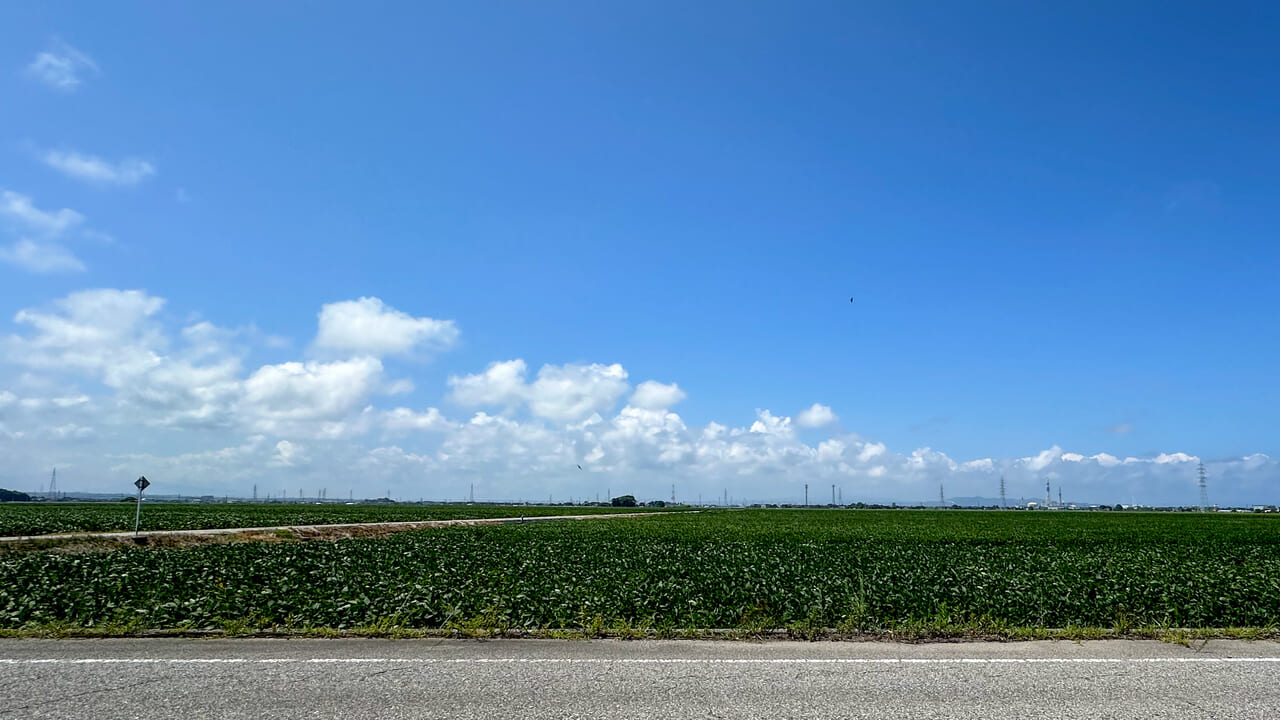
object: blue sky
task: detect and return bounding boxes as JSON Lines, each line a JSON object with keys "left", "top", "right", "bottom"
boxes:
{"left": 1, "top": 2, "right": 1277, "bottom": 505}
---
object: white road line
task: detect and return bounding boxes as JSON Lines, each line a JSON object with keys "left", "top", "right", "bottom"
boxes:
{"left": 2, "top": 657, "right": 1280, "bottom": 665}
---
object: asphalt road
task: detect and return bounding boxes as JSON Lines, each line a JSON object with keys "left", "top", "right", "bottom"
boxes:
{"left": 2, "top": 638, "right": 1278, "bottom": 719}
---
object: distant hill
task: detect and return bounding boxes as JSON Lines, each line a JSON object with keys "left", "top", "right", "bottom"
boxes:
{"left": 933, "top": 496, "right": 1032, "bottom": 507}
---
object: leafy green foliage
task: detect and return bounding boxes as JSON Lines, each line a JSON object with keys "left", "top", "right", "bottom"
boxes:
{"left": 2, "top": 509, "right": 1279, "bottom": 631}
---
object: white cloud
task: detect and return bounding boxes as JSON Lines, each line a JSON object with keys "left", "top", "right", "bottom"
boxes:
{"left": 449, "top": 360, "right": 630, "bottom": 422}
{"left": 269, "top": 440, "right": 307, "bottom": 468}
{"left": 42, "top": 150, "right": 156, "bottom": 186}
{"left": 0, "top": 191, "right": 83, "bottom": 236}
{"left": 383, "top": 407, "right": 454, "bottom": 433}
{"left": 1022, "top": 445, "right": 1063, "bottom": 472}
{"left": 1092, "top": 452, "right": 1121, "bottom": 467}
{"left": 314, "top": 297, "right": 458, "bottom": 357}
{"left": 796, "top": 403, "right": 838, "bottom": 428}
{"left": 1107, "top": 423, "right": 1134, "bottom": 435}
{"left": 0, "top": 239, "right": 85, "bottom": 273}
{"left": 242, "top": 357, "right": 384, "bottom": 434}
{"left": 629, "top": 381, "right": 686, "bottom": 410}
{"left": 8, "top": 289, "right": 167, "bottom": 382}
{"left": 857, "top": 442, "right": 887, "bottom": 463}
{"left": 448, "top": 359, "right": 529, "bottom": 408}
{"left": 528, "top": 363, "right": 628, "bottom": 422}
{"left": 24, "top": 40, "right": 99, "bottom": 91}
{"left": 3, "top": 287, "right": 1277, "bottom": 507}
{"left": 1154, "top": 452, "right": 1198, "bottom": 464}
{"left": 748, "top": 409, "right": 793, "bottom": 438}
{"left": 45, "top": 423, "right": 94, "bottom": 440}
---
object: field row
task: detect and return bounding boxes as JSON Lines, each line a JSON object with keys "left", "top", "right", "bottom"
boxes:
{"left": 2, "top": 510, "right": 1279, "bottom": 633}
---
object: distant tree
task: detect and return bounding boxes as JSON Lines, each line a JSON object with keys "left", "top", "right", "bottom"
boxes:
{"left": 0, "top": 488, "right": 32, "bottom": 502}
{"left": 1113, "top": 503, "right": 1125, "bottom": 512}
{"left": 646, "top": 500, "right": 666, "bottom": 508}
{"left": 611, "top": 495, "right": 637, "bottom": 507}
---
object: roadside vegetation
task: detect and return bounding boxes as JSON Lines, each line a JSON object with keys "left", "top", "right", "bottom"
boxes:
{"left": 1, "top": 509, "right": 1278, "bottom": 640}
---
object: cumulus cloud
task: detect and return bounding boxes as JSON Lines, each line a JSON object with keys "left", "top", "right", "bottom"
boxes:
{"left": 25, "top": 40, "right": 99, "bottom": 91}
{"left": 1022, "top": 445, "right": 1063, "bottom": 472}
{"left": 796, "top": 403, "right": 838, "bottom": 428}
{"left": 448, "top": 359, "right": 528, "bottom": 408}
{"left": 629, "top": 381, "right": 686, "bottom": 410}
{"left": 449, "top": 360, "right": 630, "bottom": 422}
{"left": 42, "top": 150, "right": 156, "bottom": 186}
{"left": 1093, "top": 453, "right": 1121, "bottom": 467}
{"left": 242, "top": 357, "right": 384, "bottom": 434}
{"left": 3, "top": 287, "right": 1278, "bottom": 507}
{"left": 0, "top": 239, "right": 85, "bottom": 273}
{"left": 383, "top": 407, "right": 454, "bottom": 433}
{"left": 528, "top": 363, "right": 629, "bottom": 422}
{"left": 4, "top": 290, "right": 415, "bottom": 437}
{"left": 269, "top": 440, "right": 307, "bottom": 468}
{"left": 8, "top": 289, "right": 167, "bottom": 381}
{"left": 313, "top": 297, "right": 458, "bottom": 358}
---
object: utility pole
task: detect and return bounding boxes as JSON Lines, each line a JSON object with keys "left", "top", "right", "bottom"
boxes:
{"left": 1045, "top": 478, "right": 1051, "bottom": 507}
{"left": 1000, "top": 475, "right": 1007, "bottom": 508}
{"left": 940, "top": 483, "right": 945, "bottom": 507}
{"left": 1198, "top": 462, "right": 1209, "bottom": 511}
{"left": 804, "top": 483, "right": 809, "bottom": 507}
{"left": 831, "top": 484, "right": 836, "bottom": 506}
{"left": 1058, "top": 486, "right": 1063, "bottom": 507}
{"left": 252, "top": 484, "right": 257, "bottom": 501}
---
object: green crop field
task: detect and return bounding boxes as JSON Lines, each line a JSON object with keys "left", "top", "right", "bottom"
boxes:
{"left": 2, "top": 509, "right": 1279, "bottom": 637}
{"left": 0, "top": 502, "right": 664, "bottom": 537}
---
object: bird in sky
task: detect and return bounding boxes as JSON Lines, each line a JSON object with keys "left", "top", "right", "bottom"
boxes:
{"left": 577, "top": 464, "right": 583, "bottom": 470}
{"left": 849, "top": 297, "right": 854, "bottom": 303}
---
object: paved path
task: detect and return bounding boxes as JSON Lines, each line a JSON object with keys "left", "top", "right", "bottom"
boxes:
{"left": 0, "top": 510, "right": 682, "bottom": 543}
{"left": 2, "top": 638, "right": 1277, "bottom": 719}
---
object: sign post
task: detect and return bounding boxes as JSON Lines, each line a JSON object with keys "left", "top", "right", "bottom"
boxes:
{"left": 133, "top": 476, "right": 150, "bottom": 536}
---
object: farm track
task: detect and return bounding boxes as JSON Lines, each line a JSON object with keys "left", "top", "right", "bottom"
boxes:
{"left": 0, "top": 510, "right": 692, "bottom": 548}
